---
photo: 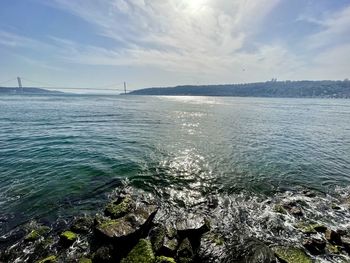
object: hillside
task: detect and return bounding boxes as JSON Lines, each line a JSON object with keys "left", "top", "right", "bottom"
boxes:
{"left": 128, "top": 80, "right": 350, "bottom": 98}
{"left": 0, "top": 87, "right": 63, "bottom": 94}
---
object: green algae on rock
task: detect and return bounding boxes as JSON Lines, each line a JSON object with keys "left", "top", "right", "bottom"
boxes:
{"left": 96, "top": 204, "right": 158, "bottom": 240}
{"left": 36, "top": 255, "right": 57, "bottom": 263}
{"left": 25, "top": 226, "right": 50, "bottom": 242}
{"left": 155, "top": 256, "right": 177, "bottom": 263}
{"left": 105, "top": 196, "right": 136, "bottom": 219}
{"left": 177, "top": 238, "right": 193, "bottom": 263}
{"left": 295, "top": 222, "right": 327, "bottom": 234}
{"left": 150, "top": 225, "right": 166, "bottom": 252}
{"left": 272, "top": 246, "right": 312, "bottom": 263}
{"left": 71, "top": 216, "right": 94, "bottom": 234}
{"left": 121, "top": 239, "right": 155, "bottom": 263}
{"left": 60, "top": 231, "right": 77, "bottom": 246}
{"left": 78, "top": 257, "right": 92, "bottom": 263}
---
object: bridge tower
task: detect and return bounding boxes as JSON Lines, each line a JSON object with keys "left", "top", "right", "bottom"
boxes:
{"left": 17, "top": 77, "right": 23, "bottom": 93}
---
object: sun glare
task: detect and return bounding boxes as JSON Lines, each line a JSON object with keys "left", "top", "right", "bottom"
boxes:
{"left": 185, "top": 0, "right": 208, "bottom": 12}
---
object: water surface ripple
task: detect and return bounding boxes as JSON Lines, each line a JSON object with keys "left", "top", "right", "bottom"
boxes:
{"left": 0, "top": 94, "right": 350, "bottom": 234}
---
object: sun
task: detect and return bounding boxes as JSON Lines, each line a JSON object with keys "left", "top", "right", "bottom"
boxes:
{"left": 185, "top": 0, "right": 208, "bottom": 12}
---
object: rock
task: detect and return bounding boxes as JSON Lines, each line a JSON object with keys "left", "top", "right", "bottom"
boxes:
{"left": 274, "top": 204, "right": 287, "bottom": 214}
{"left": 177, "top": 238, "right": 193, "bottom": 263}
{"left": 325, "top": 229, "right": 342, "bottom": 245}
{"left": 150, "top": 225, "right": 166, "bottom": 252}
{"left": 176, "top": 214, "right": 210, "bottom": 237}
{"left": 60, "top": 231, "right": 77, "bottom": 246}
{"left": 79, "top": 257, "right": 92, "bottom": 263}
{"left": 71, "top": 216, "right": 93, "bottom": 234}
{"left": 314, "top": 224, "right": 328, "bottom": 233}
{"left": 36, "top": 255, "right": 57, "bottom": 263}
{"left": 95, "top": 204, "right": 158, "bottom": 241}
{"left": 302, "top": 238, "right": 326, "bottom": 255}
{"left": 289, "top": 207, "right": 303, "bottom": 216}
{"left": 272, "top": 246, "right": 312, "bottom": 263}
{"left": 155, "top": 256, "right": 176, "bottom": 263}
{"left": 197, "top": 233, "right": 226, "bottom": 263}
{"left": 326, "top": 244, "right": 340, "bottom": 254}
{"left": 121, "top": 239, "right": 155, "bottom": 263}
{"left": 303, "top": 191, "right": 316, "bottom": 198}
{"left": 331, "top": 204, "right": 341, "bottom": 210}
{"left": 105, "top": 196, "right": 136, "bottom": 219}
{"left": 93, "top": 246, "right": 113, "bottom": 263}
{"left": 243, "top": 239, "right": 276, "bottom": 263}
{"left": 341, "top": 237, "right": 350, "bottom": 253}
{"left": 296, "top": 222, "right": 327, "bottom": 234}
{"left": 24, "top": 226, "right": 50, "bottom": 242}
{"left": 159, "top": 236, "right": 179, "bottom": 257}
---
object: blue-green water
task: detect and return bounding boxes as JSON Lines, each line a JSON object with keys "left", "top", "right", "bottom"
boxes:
{"left": 1, "top": 95, "right": 350, "bottom": 235}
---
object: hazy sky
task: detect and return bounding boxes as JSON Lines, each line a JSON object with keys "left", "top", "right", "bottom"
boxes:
{"left": 0, "top": 0, "right": 350, "bottom": 91}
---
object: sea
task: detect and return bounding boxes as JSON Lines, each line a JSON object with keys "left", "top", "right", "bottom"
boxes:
{"left": 1, "top": 94, "right": 350, "bottom": 260}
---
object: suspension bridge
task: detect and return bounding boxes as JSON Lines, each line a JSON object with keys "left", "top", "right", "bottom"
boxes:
{"left": 0, "top": 77, "right": 133, "bottom": 94}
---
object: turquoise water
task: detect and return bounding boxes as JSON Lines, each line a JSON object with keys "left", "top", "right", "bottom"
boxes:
{"left": 1, "top": 94, "right": 350, "bottom": 234}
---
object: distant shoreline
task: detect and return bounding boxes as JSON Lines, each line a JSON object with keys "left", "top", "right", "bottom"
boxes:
{"left": 128, "top": 80, "right": 350, "bottom": 99}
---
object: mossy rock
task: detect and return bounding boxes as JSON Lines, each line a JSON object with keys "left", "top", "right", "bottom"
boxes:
{"left": 71, "top": 216, "right": 93, "bottom": 233}
{"left": 272, "top": 246, "right": 312, "bottom": 263}
{"left": 177, "top": 238, "right": 193, "bottom": 263}
{"left": 326, "top": 244, "right": 340, "bottom": 254}
{"left": 79, "top": 257, "right": 92, "bottom": 263}
{"left": 274, "top": 204, "right": 287, "bottom": 214}
{"left": 156, "top": 256, "right": 176, "bottom": 263}
{"left": 25, "top": 226, "right": 50, "bottom": 242}
{"left": 105, "top": 196, "right": 135, "bottom": 219}
{"left": 150, "top": 225, "right": 166, "bottom": 252}
{"left": 121, "top": 239, "right": 155, "bottom": 263}
{"left": 36, "top": 255, "right": 57, "bottom": 263}
{"left": 296, "top": 222, "right": 327, "bottom": 234}
{"left": 60, "top": 230, "right": 77, "bottom": 246}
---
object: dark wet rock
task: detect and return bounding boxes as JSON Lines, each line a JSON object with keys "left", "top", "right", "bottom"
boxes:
{"left": 289, "top": 207, "right": 303, "bottom": 216}
{"left": 302, "top": 238, "right": 326, "bottom": 255}
{"left": 71, "top": 216, "right": 94, "bottom": 234}
{"left": 207, "top": 195, "right": 219, "bottom": 209}
{"left": 159, "top": 236, "right": 179, "bottom": 257}
{"left": 95, "top": 204, "right": 158, "bottom": 241}
{"left": 331, "top": 204, "right": 341, "bottom": 210}
{"left": 93, "top": 246, "right": 113, "bottom": 263}
{"left": 176, "top": 214, "right": 210, "bottom": 237}
{"left": 36, "top": 255, "right": 57, "bottom": 263}
{"left": 60, "top": 230, "right": 77, "bottom": 246}
{"left": 105, "top": 195, "right": 136, "bottom": 219}
{"left": 314, "top": 224, "right": 328, "bottom": 233}
{"left": 24, "top": 225, "right": 50, "bottom": 242}
{"left": 325, "top": 229, "right": 342, "bottom": 245}
{"left": 177, "top": 238, "right": 193, "bottom": 263}
{"left": 303, "top": 190, "right": 316, "bottom": 198}
{"left": 272, "top": 246, "right": 312, "bottom": 263}
{"left": 121, "top": 239, "right": 155, "bottom": 263}
{"left": 150, "top": 225, "right": 166, "bottom": 252}
{"left": 282, "top": 202, "right": 303, "bottom": 216}
{"left": 155, "top": 256, "right": 176, "bottom": 263}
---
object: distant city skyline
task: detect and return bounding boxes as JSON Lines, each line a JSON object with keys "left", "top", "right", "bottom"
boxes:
{"left": 0, "top": 0, "right": 350, "bottom": 92}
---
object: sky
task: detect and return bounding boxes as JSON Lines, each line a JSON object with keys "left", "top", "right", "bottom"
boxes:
{"left": 0, "top": 0, "right": 350, "bottom": 92}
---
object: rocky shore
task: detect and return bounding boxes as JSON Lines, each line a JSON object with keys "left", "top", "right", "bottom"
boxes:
{"left": 1, "top": 186, "right": 350, "bottom": 263}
